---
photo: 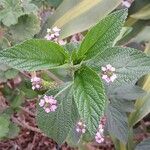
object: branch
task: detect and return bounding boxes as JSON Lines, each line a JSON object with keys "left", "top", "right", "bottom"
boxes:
{"left": 12, "top": 116, "right": 41, "bottom": 134}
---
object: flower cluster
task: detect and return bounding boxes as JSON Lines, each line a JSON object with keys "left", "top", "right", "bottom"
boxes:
{"left": 39, "top": 95, "right": 57, "bottom": 113}
{"left": 45, "top": 26, "right": 66, "bottom": 45}
{"left": 76, "top": 120, "right": 86, "bottom": 134}
{"left": 101, "top": 64, "right": 117, "bottom": 83}
{"left": 31, "top": 76, "right": 42, "bottom": 90}
{"left": 95, "top": 117, "right": 106, "bottom": 143}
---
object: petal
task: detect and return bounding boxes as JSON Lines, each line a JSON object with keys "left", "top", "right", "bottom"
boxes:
{"left": 54, "top": 32, "right": 60, "bottom": 37}
{"left": 122, "top": 1, "right": 131, "bottom": 8}
{"left": 110, "top": 74, "right": 117, "bottom": 82}
{"left": 106, "top": 64, "right": 112, "bottom": 70}
{"left": 39, "top": 99, "right": 45, "bottom": 107}
{"left": 82, "top": 128, "right": 86, "bottom": 133}
{"left": 77, "top": 121, "right": 83, "bottom": 126}
{"left": 53, "top": 26, "right": 61, "bottom": 32}
{"left": 50, "top": 105, "right": 57, "bottom": 112}
{"left": 102, "top": 75, "right": 108, "bottom": 80}
{"left": 101, "top": 66, "right": 106, "bottom": 71}
{"left": 35, "top": 84, "right": 40, "bottom": 89}
{"left": 45, "top": 34, "right": 51, "bottom": 40}
{"left": 58, "top": 40, "right": 66, "bottom": 45}
{"left": 111, "top": 67, "right": 116, "bottom": 72}
{"left": 45, "top": 108, "right": 50, "bottom": 113}
{"left": 76, "top": 128, "right": 80, "bottom": 133}
{"left": 47, "top": 28, "right": 51, "bottom": 33}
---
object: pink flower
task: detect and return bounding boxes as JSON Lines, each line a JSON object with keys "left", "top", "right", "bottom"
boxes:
{"left": 101, "top": 64, "right": 117, "bottom": 83}
{"left": 122, "top": 0, "right": 131, "bottom": 8}
{"left": 95, "top": 132, "right": 104, "bottom": 143}
{"left": 95, "top": 116, "right": 106, "bottom": 143}
{"left": 31, "top": 77, "right": 42, "bottom": 90}
{"left": 45, "top": 27, "right": 66, "bottom": 45}
{"left": 76, "top": 121, "right": 86, "bottom": 134}
{"left": 39, "top": 95, "right": 57, "bottom": 113}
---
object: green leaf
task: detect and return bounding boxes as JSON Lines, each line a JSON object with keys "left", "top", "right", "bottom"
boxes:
{"left": 7, "top": 123, "right": 20, "bottom": 139}
{"left": 37, "top": 84, "right": 79, "bottom": 145}
{"left": 106, "top": 103, "right": 128, "bottom": 144}
{"left": 47, "top": 0, "right": 63, "bottom": 7}
{"left": 0, "top": 114, "right": 10, "bottom": 138}
{"left": 66, "top": 128, "right": 81, "bottom": 147}
{"left": 129, "top": 93, "right": 150, "bottom": 127}
{"left": 110, "top": 98, "right": 135, "bottom": 113}
{"left": 0, "top": 39, "right": 68, "bottom": 71}
{"left": 74, "top": 66, "right": 106, "bottom": 135}
{"left": 9, "top": 14, "right": 40, "bottom": 43}
{"left": 135, "top": 138, "right": 150, "bottom": 150}
{"left": 77, "top": 9, "right": 128, "bottom": 60}
{"left": 40, "top": 0, "right": 121, "bottom": 39}
{"left": 109, "top": 85, "right": 145, "bottom": 100}
{"left": 0, "top": 0, "right": 24, "bottom": 26}
{"left": 88, "top": 47, "right": 150, "bottom": 87}
{"left": 10, "top": 91, "right": 25, "bottom": 109}
{"left": 21, "top": 0, "right": 38, "bottom": 14}
{"left": 4, "top": 69, "right": 19, "bottom": 80}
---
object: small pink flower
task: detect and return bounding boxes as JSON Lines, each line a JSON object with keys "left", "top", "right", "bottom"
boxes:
{"left": 52, "top": 26, "right": 61, "bottom": 32}
{"left": 101, "top": 64, "right": 117, "bottom": 83}
{"left": 76, "top": 120, "right": 86, "bottom": 134}
{"left": 95, "top": 132, "right": 104, "bottom": 143}
{"left": 95, "top": 116, "right": 106, "bottom": 143}
{"left": 31, "top": 77, "right": 42, "bottom": 90}
{"left": 122, "top": 0, "right": 131, "bottom": 8}
{"left": 39, "top": 95, "right": 57, "bottom": 113}
{"left": 45, "top": 27, "right": 66, "bottom": 45}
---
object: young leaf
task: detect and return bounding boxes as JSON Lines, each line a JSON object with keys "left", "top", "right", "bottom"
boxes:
{"left": 106, "top": 103, "right": 128, "bottom": 144}
{"left": 74, "top": 66, "right": 106, "bottom": 135}
{"left": 88, "top": 47, "right": 150, "bottom": 87}
{"left": 77, "top": 9, "right": 128, "bottom": 60}
{"left": 37, "top": 84, "right": 79, "bottom": 145}
{"left": 135, "top": 138, "right": 150, "bottom": 150}
{"left": 0, "top": 39, "right": 68, "bottom": 71}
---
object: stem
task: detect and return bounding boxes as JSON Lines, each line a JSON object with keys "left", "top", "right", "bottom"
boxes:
{"left": 19, "top": 106, "right": 35, "bottom": 117}
{"left": 12, "top": 116, "right": 41, "bottom": 133}
{"left": 44, "top": 70, "right": 64, "bottom": 84}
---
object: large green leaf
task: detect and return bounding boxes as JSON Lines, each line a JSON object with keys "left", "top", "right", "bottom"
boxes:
{"left": 74, "top": 66, "right": 106, "bottom": 135}
{"left": 87, "top": 47, "right": 150, "bottom": 87}
{"left": 40, "top": 0, "right": 121, "bottom": 38}
{"left": 135, "top": 138, "right": 150, "bottom": 150}
{"left": 37, "top": 84, "right": 79, "bottom": 145}
{"left": 0, "top": 0, "right": 24, "bottom": 26}
{"left": 0, "top": 39, "right": 68, "bottom": 71}
{"left": 106, "top": 103, "right": 128, "bottom": 144}
{"left": 77, "top": 9, "right": 128, "bottom": 60}
{"left": 9, "top": 14, "right": 40, "bottom": 43}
